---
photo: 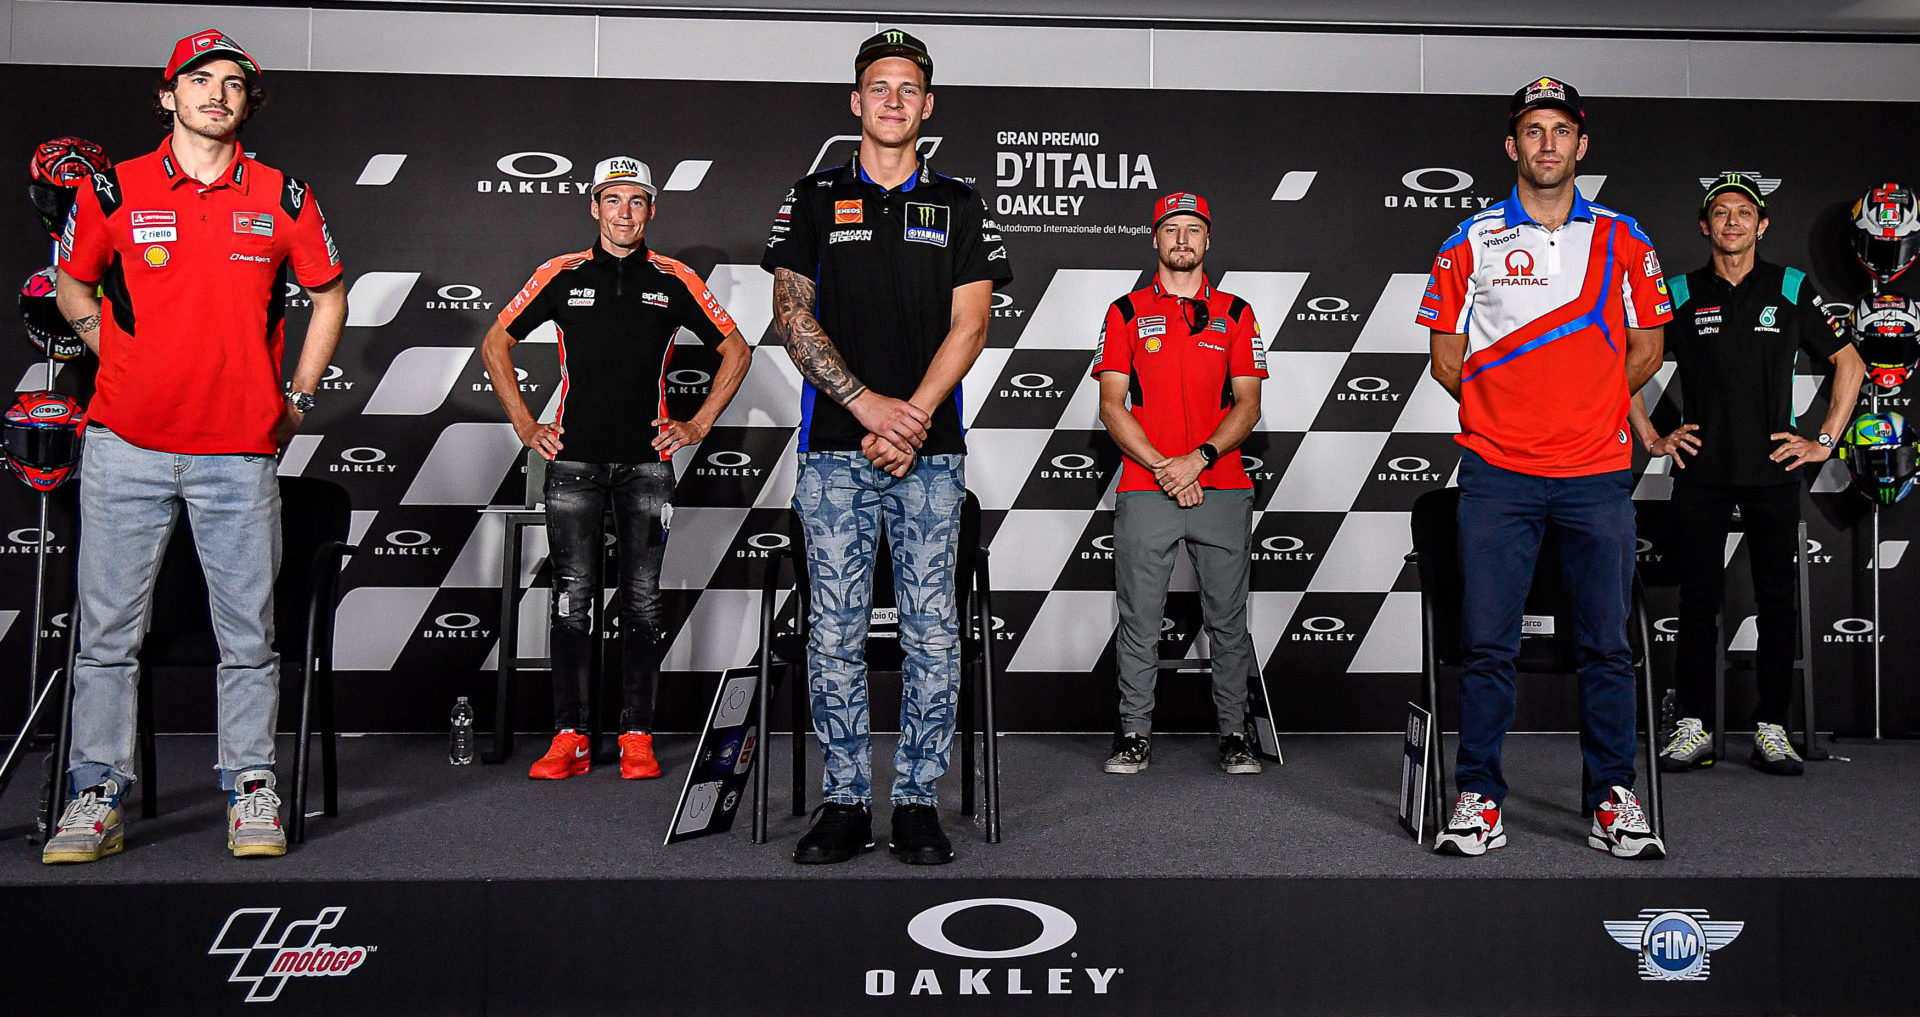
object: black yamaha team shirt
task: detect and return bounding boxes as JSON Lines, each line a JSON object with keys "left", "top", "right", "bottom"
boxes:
{"left": 1665, "top": 259, "right": 1847, "bottom": 486}
{"left": 498, "top": 242, "right": 737, "bottom": 464}
{"left": 762, "top": 157, "right": 1012, "bottom": 456}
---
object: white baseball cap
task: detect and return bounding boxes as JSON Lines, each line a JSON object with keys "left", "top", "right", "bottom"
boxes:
{"left": 591, "top": 157, "right": 656, "bottom": 199}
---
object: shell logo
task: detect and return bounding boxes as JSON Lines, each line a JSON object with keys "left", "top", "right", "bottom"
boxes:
{"left": 1144, "top": 337, "right": 1162, "bottom": 353}
{"left": 143, "top": 245, "right": 170, "bottom": 267}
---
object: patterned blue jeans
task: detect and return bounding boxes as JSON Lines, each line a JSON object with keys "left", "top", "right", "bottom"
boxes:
{"left": 792, "top": 451, "right": 964, "bottom": 806}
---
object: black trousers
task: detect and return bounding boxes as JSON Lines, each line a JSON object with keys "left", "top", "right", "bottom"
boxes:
{"left": 543, "top": 460, "right": 673, "bottom": 732}
{"left": 1671, "top": 479, "right": 1800, "bottom": 727}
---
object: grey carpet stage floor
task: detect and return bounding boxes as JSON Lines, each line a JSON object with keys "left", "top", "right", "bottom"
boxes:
{"left": 2, "top": 732, "right": 1914, "bottom": 885}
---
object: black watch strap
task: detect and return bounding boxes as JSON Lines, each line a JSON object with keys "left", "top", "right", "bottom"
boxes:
{"left": 1197, "top": 443, "right": 1220, "bottom": 465}
{"left": 286, "top": 388, "right": 316, "bottom": 414}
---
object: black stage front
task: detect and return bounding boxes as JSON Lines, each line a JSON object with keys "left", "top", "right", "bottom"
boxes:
{"left": 3, "top": 732, "right": 1916, "bottom": 1016}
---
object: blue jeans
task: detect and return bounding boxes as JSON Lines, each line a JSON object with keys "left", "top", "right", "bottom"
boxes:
{"left": 793, "top": 452, "right": 964, "bottom": 806}
{"left": 1455, "top": 451, "right": 1638, "bottom": 811}
{"left": 69, "top": 424, "right": 282, "bottom": 792}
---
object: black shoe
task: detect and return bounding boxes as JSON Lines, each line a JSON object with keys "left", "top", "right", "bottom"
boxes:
{"left": 1104, "top": 732, "right": 1150, "bottom": 774}
{"left": 1218, "top": 733, "right": 1262, "bottom": 774}
{"left": 792, "top": 802, "right": 873, "bottom": 864}
{"left": 888, "top": 803, "right": 955, "bottom": 865}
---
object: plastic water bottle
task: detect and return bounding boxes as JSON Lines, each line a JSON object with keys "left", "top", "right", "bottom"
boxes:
{"left": 449, "top": 696, "right": 475, "bottom": 765}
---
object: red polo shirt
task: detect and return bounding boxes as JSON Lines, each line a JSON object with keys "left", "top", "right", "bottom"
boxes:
{"left": 1091, "top": 276, "right": 1267, "bottom": 492}
{"left": 58, "top": 137, "right": 342, "bottom": 454}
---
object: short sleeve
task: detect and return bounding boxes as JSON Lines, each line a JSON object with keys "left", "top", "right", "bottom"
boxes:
{"left": 760, "top": 184, "right": 818, "bottom": 278}
{"left": 1091, "top": 302, "right": 1132, "bottom": 378}
{"left": 951, "top": 188, "right": 1013, "bottom": 290}
{"left": 498, "top": 260, "right": 563, "bottom": 341}
{"left": 56, "top": 175, "right": 113, "bottom": 283}
{"left": 1417, "top": 237, "right": 1474, "bottom": 333}
{"left": 1618, "top": 226, "right": 1674, "bottom": 329}
{"left": 1795, "top": 277, "right": 1847, "bottom": 360}
{"left": 659, "top": 257, "right": 736, "bottom": 345}
{"left": 1229, "top": 303, "right": 1268, "bottom": 378}
{"left": 284, "top": 183, "right": 342, "bottom": 288}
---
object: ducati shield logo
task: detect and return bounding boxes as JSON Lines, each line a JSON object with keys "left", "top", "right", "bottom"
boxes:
{"left": 208, "top": 906, "right": 372, "bottom": 1002}
{"left": 1603, "top": 909, "right": 1743, "bottom": 982}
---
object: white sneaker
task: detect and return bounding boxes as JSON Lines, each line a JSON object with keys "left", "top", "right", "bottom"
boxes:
{"left": 1589, "top": 785, "right": 1665, "bottom": 859}
{"left": 228, "top": 769, "right": 286, "bottom": 858}
{"left": 42, "top": 778, "right": 125, "bottom": 864}
{"left": 1434, "top": 791, "right": 1505, "bottom": 856}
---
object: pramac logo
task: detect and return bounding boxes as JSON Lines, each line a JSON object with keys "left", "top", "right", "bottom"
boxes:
{"left": 1495, "top": 248, "right": 1549, "bottom": 287}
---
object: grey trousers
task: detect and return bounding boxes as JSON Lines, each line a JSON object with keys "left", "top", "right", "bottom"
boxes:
{"left": 1113, "top": 487, "right": 1257, "bottom": 736}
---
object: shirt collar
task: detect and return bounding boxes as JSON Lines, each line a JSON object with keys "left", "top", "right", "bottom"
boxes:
{"left": 1150, "top": 273, "right": 1213, "bottom": 302}
{"left": 1499, "top": 185, "right": 1595, "bottom": 227}
{"left": 850, "top": 153, "right": 926, "bottom": 193}
{"left": 590, "top": 239, "right": 650, "bottom": 264}
{"left": 156, "top": 136, "right": 252, "bottom": 194}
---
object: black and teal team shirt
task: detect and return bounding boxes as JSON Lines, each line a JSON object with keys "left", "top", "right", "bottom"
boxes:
{"left": 1664, "top": 258, "right": 1848, "bottom": 486}
{"left": 762, "top": 157, "right": 1013, "bottom": 456}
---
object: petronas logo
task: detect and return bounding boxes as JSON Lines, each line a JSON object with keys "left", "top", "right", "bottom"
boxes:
{"left": 1759, "top": 306, "right": 1777, "bottom": 327}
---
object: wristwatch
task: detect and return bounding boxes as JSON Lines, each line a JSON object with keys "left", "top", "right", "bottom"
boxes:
{"left": 285, "top": 387, "right": 316, "bottom": 414}
{"left": 1196, "top": 443, "right": 1220, "bottom": 466}
{"left": 1816, "top": 433, "right": 1836, "bottom": 449}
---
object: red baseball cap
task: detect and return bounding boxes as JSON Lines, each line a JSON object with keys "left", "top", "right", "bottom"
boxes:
{"left": 164, "top": 29, "right": 261, "bottom": 79}
{"left": 1152, "top": 191, "right": 1210, "bottom": 228}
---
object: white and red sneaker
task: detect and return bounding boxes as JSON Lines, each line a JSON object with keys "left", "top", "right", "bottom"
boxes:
{"left": 1434, "top": 791, "right": 1505, "bottom": 856}
{"left": 1590, "top": 785, "right": 1666, "bottom": 859}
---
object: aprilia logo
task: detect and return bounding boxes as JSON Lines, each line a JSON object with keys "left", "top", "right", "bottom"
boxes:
{"left": 208, "top": 906, "right": 372, "bottom": 1002}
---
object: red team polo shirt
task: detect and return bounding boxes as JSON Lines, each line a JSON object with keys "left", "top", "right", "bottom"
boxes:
{"left": 1417, "top": 188, "right": 1672, "bottom": 477}
{"left": 58, "top": 138, "right": 342, "bottom": 455}
{"left": 1091, "top": 276, "right": 1268, "bottom": 492}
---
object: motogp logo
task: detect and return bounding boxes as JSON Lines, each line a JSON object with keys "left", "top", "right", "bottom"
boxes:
{"left": 208, "top": 906, "right": 372, "bottom": 1002}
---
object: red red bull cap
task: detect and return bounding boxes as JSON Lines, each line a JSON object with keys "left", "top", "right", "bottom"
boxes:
{"left": 1153, "top": 192, "right": 1210, "bottom": 228}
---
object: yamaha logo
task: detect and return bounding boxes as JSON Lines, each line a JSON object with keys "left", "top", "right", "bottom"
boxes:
{"left": 1297, "top": 295, "right": 1360, "bottom": 322}
{"left": 1044, "top": 452, "right": 1103, "bottom": 480}
{"left": 1387, "top": 167, "right": 1492, "bottom": 210}
{"left": 1378, "top": 455, "right": 1444, "bottom": 482}
{"left": 1825, "top": 618, "right": 1879, "bottom": 644}
{"left": 1604, "top": 908, "right": 1744, "bottom": 982}
{"left": 425, "top": 283, "right": 491, "bottom": 311}
{"left": 998, "top": 372, "right": 1062, "bottom": 399}
{"left": 422, "top": 612, "right": 491, "bottom": 640}
{"left": 698, "top": 450, "right": 763, "bottom": 477}
{"left": 1338, "top": 376, "right": 1400, "bottom": 402}
{"left": 375, "top": 529, "right": 441, "bottom": 557}
{"left": 866, "top": 898, "right": 1121, "bottom": 998}
{"left": 1291, "top": 615, "right": 1356, "bottom": 642}
{"left": 330, "top": 447, "right": 398, "bottom": 474}
{"left": 208, "top": 906, "right": 373, "bottom": 1003}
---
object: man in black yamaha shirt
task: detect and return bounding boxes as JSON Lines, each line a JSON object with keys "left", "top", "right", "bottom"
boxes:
{"left": 483, "top": 156, "right": 749, "bottom": 782}
{"left": 1630, "top": 173, "right": 1864, "bottom": 776}
{"left": 763, "top": 30, "right": 1011, "bottom": 866}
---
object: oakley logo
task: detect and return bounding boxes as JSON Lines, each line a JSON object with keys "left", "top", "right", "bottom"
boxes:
{"left": 1007, "top": 373, "right": 1054, "bottom": 389}
{"left": 1401, "top": 168, "right": 1473, "bottom": 194}
{"left": 1051, "top": 454, "right": 1096, "bottom": 471}
{"left": 384, "top": 530, "right": 431, "bottom": 547}
{"left": 339, "top": 447, "right": 387, "bottom": 464}
{"left": 435, "top": 613, "right": 481, "bottom": 630}
{"left": 706, "top": 451, "right": 752, "bottom": 468}
{"left": 1346, "top": 376, "right": 1391, "bottom": 393}
{"left": 497, "top": 152, "right": 572, "bottom": 179}
{"left": 745, "top": 533, "right": 790, "bottom": 550}
{"left": 906, "top": 898, "right": 1078, "bottom": 959}
{"left": 667, "top": 369, "right": 713, "bottom": 386}
{"left": 1261, "top": 535, "right": 1306, "bottom": 553}
{"left": 1306, "top": 297, "right": 1350, "bottom": 313}
{"left": 1300, "top": 616, "right": 1345, "bottom": 633}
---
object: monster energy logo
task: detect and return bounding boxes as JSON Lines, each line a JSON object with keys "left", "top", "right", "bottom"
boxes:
{"left": 884, "top": 30, "right": 904, "bottom": 44}
{"left": 918, "top": 205, "right": 937, "bottom": 225}
{"left": 904, "top": 202, "right": 949, "bottom": 247}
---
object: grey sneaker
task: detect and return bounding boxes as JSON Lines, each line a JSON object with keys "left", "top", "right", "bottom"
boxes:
{"left": 1750, "top": 723, "right": 1805, "bottom": 776}
{"left": 1658, "top": 716, "right": 1715, "bottom": 772}
{"left": 1103, "top": 732, "right": 1150, "bottom": 774}
{"left": 42, "top": 779, "right": 125, "bottom": 864}
{"left": 1218, "top": 733, "right": 1262, "bottom": 774}
{"left": 228, "top": 769, "right": 286, "bottom": 858}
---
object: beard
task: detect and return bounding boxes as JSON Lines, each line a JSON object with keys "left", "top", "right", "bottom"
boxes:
{"left": 1160, "top": 248, "right": 1202, "bottom": 272}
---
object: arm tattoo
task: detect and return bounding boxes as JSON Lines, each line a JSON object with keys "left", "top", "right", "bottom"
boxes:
{"left": 68, "top": 314, "right": 100, "bottom": 335}
{"left": 772, "top": 269, "right": 867, "bottom": 405}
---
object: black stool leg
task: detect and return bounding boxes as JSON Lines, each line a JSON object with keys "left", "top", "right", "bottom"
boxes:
{"left": 959, "top": 652, "right": 977, "bottom": 818}
{"left": 292, "top": 659, "right": 314, "bottom": 845}
{"left": 790, "top": 659, "right": 808, "bottom": 817}
{"left": 137, "top": 670, "right": 157, "bottom": 819}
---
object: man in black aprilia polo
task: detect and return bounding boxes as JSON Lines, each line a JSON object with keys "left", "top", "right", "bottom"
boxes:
{"left": 483, "top": 156, "right": 749, "bottom": 782}
{"left": 1630, "top": 173, "right": 1865, "bottom": 776}
{"left": 763, "top": 30, "right": 1011, "bottom": 866}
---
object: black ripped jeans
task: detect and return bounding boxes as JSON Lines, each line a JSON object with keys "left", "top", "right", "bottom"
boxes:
{"left": 544, "top": 460, "right": 673, "bottom": 732}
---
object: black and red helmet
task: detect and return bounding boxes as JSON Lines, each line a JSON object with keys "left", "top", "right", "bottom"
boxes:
{"left": 28, "top": 136, "right": 110, "bottom": 238}
{"left": 1851, "top": 183, "right": 1920, "bottom": 285}
{"left": 2, "top": 391, "right": 84, "bottom": 491}
{"left": 19, "top": 267, "right": 86, "bottom": 360}
{"left": 1853, "top": 292, "right": 1920, "bottom": 390}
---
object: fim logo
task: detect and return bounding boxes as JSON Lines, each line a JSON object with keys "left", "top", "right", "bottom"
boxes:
{"left": 1603, "top": 909, "right": 1743, "bottom": 982}
{"left": 208, "top": 906, "right": 372, "bottom": 1002}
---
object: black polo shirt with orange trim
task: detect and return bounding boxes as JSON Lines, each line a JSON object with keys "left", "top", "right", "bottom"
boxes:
{"left": 761, "top": 156, "right": 1012, "bottom": 456}
{"left": 58, "top": 137, "right": 341, "bottom": 455}
{"left": 498, "top": 242, "right": 737, "bottom": 464}
{"left": 1091, "top": 276, "right": 1268, "bottom": 492}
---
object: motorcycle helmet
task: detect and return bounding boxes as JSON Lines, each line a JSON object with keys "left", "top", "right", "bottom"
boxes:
{"left": 1852, "top": 292, "right": 1920, "bottom": 390}
{"left": 2, "top": 390, "right": 84, "bottom": 491}
{"left": 1839, "top": 411, "right": 1919, "bottom": 505}
{"left": 19, "top": 266, "right": 87, "bottom": 360}
{"left": 28, "top": 137, "right": 110, "bottom": 239}
{"left": 1851, "top": 183, "right": 1920, "bottom": 285}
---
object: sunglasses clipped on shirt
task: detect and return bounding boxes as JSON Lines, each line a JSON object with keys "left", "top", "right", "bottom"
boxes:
{"left": 1182, "top": 298, "right": 1210, "bottom": 334}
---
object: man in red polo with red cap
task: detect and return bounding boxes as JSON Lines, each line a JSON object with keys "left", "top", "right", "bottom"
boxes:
{"left": 47, "top": 29, "right": 347, "bottom": 863}
{"left": 1092, "top": 192, "right": 1267, "bottom": 775}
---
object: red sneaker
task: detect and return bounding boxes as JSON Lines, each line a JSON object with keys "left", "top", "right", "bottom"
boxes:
{"left": 619, "top": 731, "right": 661, "bottom": 780}
{"left": 528, "top": 730, "right": 590, "bottom": 780}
